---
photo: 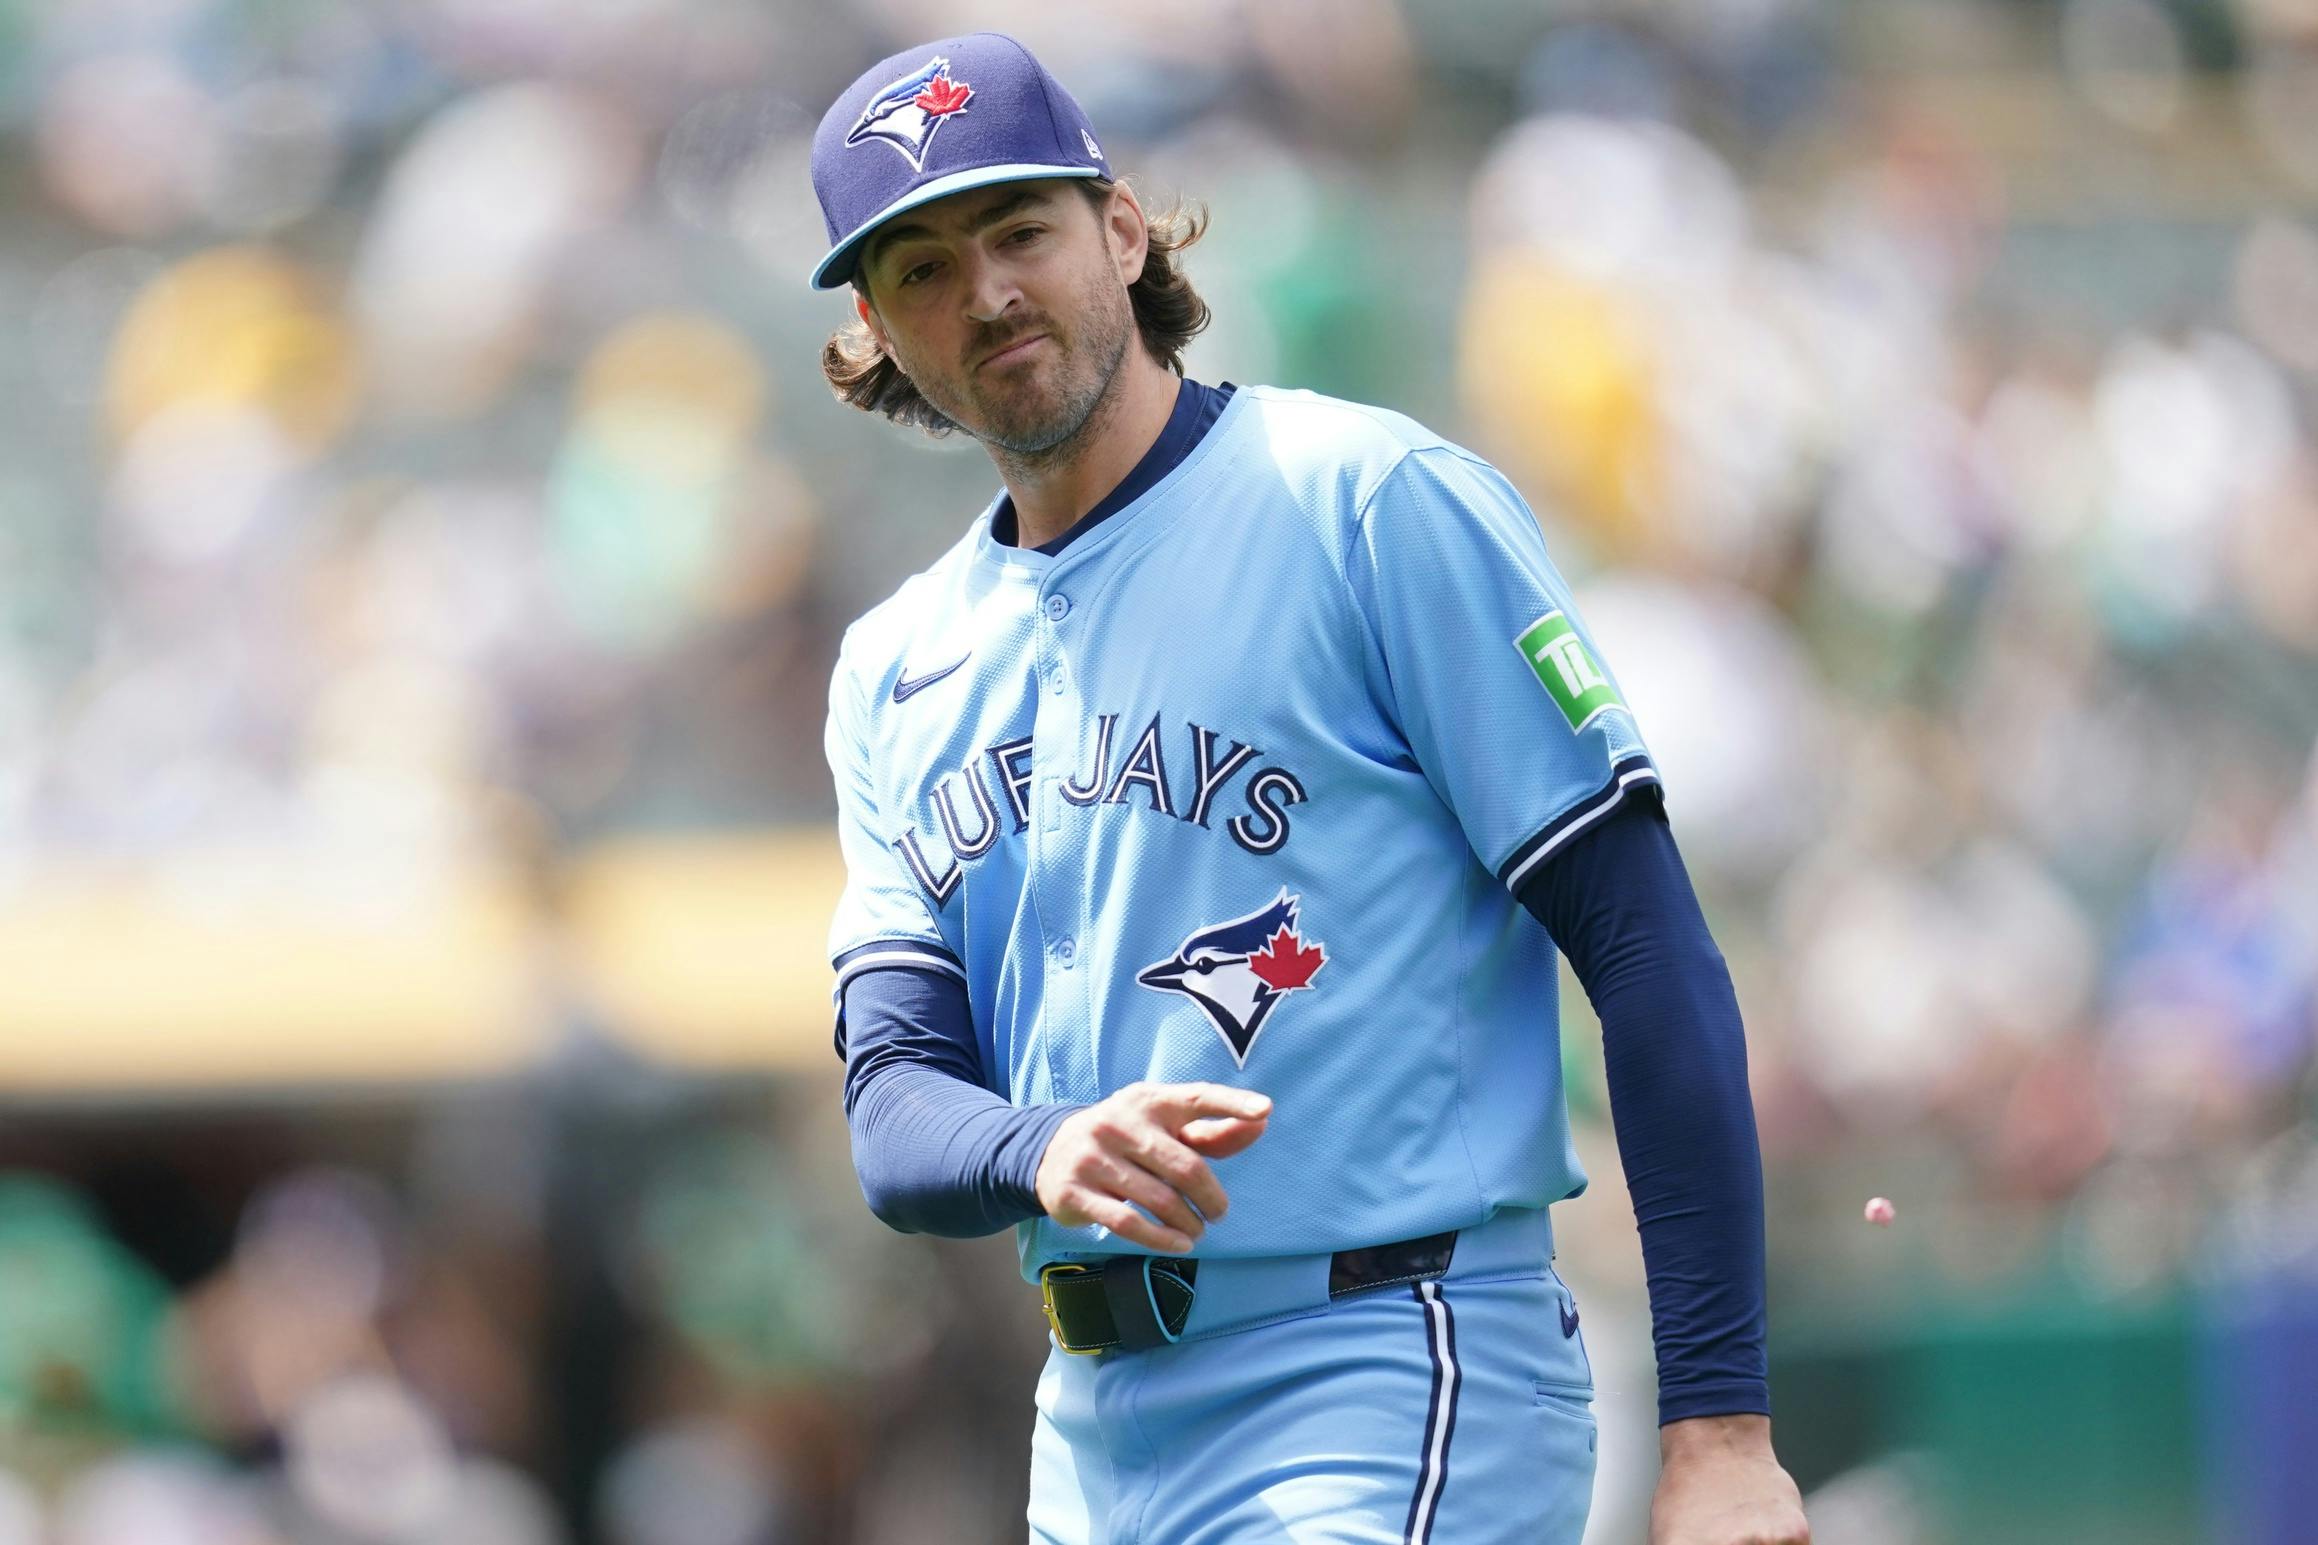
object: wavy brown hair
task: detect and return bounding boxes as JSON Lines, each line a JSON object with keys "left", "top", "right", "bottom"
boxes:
{"left": 820, "top": 179, "right": 1211, "bottom": 437}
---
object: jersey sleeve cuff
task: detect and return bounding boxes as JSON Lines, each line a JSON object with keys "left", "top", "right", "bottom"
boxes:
{"left": 831, "top": 937, "right": 966, "bottom": 999}
{"left": 1656, "top": 1378, "right": 1772, "bottom": 1427}
{"left": 829, "top": 937, "right": 966, "bottom": 1060}
{"left": 1495, "top": 755, "right": 1662, "bottom": 894}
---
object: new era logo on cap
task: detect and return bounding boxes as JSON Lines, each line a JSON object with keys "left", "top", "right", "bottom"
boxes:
{"left": 807, "top": 32, "right": 1114, "bottom": 291}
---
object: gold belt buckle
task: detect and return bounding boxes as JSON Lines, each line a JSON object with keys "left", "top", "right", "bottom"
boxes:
{"left": 1039, "top": 1263, "right": 1103, "bottom": 1355}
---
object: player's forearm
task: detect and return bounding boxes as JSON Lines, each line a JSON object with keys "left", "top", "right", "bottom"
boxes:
{"left": 1519, "top": 796, "right": 1771, "bottom": 1425}
{"left": 848, "top": 1063, "right": 1084, "bottom": 1235}
{"left": 842, "top": 965, "right": 1089, "bottom": 1236}
{"left": 1598, "top": 960, "right": 1770, "bottom": 1426}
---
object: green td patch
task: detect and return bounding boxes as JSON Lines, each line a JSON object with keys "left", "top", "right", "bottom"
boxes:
{"left": 1514, "top": 610, "right": 1622, "bottom": 733}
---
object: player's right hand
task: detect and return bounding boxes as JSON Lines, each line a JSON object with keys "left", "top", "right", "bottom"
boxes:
{"left": 1034, "top": 1082, "right": 1271, "bottom": 1253}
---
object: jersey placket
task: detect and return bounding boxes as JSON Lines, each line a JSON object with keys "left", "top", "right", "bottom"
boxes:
{"left": 1029, "top": 566, "right": 1100, "bottom": 1109}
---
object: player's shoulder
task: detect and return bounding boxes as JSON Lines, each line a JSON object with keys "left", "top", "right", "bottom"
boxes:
{"left": 828, "top": 514, "right": 987, "bottom": 709}
{"left": 1231, "top": 383, "right": 1513, "bottom": 535}
{"left": 1234, "top": 382, "right": 1474, "bottom": 467}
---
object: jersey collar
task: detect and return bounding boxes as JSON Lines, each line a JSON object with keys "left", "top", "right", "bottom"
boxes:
{"left": 970, "top": 377, "right": 1244, "bottom": 574}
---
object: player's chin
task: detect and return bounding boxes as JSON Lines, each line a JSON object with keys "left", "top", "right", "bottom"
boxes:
{"left": 979, "top": 400, "right": 1082, "bottom": 452}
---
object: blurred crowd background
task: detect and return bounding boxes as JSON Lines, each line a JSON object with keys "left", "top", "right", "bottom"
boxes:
{"left": 2, "top": 0, "right": 2315, "bottom": 1541}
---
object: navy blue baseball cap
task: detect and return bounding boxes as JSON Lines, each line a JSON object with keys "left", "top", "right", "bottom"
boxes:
{"left": 807, "top": 32, "right": 1112, "bottom": 292}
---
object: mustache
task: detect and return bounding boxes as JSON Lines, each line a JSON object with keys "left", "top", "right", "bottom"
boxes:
{"left": 971, "top": 323, "right": 1054, "bottom": 365}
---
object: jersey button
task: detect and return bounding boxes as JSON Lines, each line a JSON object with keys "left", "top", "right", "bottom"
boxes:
{"left": 1045, "top": 593, "right": 1070, "bottom": 622}
{"left": 1055, "top": 937, "right": 1076, "bottom": 965}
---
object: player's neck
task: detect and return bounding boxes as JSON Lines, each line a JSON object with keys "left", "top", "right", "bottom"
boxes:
{"left": 992, "top": 348, "right": 1179, "bottom": 550}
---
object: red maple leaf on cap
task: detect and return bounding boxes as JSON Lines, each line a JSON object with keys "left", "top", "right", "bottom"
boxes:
{"left": 915, "top": 76, "right": 973, "bottom": 117}
{"left": 1248, "top": 926, "right": 1326, "bottom": 992}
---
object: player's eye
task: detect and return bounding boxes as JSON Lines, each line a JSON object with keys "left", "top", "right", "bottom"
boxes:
{"left": 1006, "top": 226, "right": 1043, "bottom": 246}
{"left": 899, "top": 260, "right": 938, "bottom": 288}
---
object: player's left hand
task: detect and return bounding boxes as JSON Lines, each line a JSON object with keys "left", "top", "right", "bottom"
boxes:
{"left": 1177, "top": 1113, "right": 1268, "bottom": 1156}
{"left": 1648, "top": 1414, "right": 1809, "bottom": 1545}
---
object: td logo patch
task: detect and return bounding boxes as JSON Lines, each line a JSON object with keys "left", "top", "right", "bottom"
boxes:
{"left": 1515, "top": 610, "right": 1623, "bottom": 733}
{"left": 1137, "top": 889, "right": 1326, "bottom": 1067}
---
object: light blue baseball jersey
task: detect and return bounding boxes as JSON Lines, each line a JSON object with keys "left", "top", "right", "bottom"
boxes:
{"left": 824, "top": 384, "right": 1660, "bottom": 1280}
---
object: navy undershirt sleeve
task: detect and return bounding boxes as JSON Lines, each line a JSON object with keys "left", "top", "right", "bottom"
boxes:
{"left": 1517, "top": 789, "right": 1771, "bottom": 1426}
{"left": 839, "top": 966, "right": 1088, "bottom": 1237}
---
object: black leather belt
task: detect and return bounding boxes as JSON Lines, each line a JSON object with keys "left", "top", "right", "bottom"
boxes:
{"left": 1039, "top": 1228, "right": 1460, "bottom": 1354}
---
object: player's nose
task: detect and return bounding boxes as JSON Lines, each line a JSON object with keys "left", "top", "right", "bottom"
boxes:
{"left": 959, "top": 248, "right": 1022, "bottom": 326}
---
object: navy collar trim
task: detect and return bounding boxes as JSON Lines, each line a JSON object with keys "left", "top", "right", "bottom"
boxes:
{"left": 991, "top": 376, "right": 1236, "bottom": 556}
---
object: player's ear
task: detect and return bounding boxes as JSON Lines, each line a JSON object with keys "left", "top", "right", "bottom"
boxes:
{"left": 1105, "top": 182, "right": 1150, "bottom": 288}
{"left": 853, "top": 287, "right": 891, "bottom": 358}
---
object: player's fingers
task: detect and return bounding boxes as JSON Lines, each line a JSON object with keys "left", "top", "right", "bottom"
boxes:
{"left": 1179, "top": 1113, "right": 1268, "bottom": 1159}
{"left": 1069, "top": 1191, "right": 1193, "bottom": 1254}
{"left": 1123, "top": 1129, "right": 1231, "bottom": 1221}
{"left": 1087, "top": 1154, "right": 1206, "bottom": 1242}
{"left": 1141, "top": 1081, "right": 1272, "bottom": 1125}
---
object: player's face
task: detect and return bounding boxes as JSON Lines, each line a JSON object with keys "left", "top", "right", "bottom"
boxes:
{"left": 854, "top": 179, "right": 1142, "bottom": 455}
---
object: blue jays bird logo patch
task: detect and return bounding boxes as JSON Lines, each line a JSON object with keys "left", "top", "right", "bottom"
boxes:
{"left": 1137, "top": 889, "right": 1326, "bottom": 1066}
{"left": 845, "top": 57, "right": 975, "bottom": 171}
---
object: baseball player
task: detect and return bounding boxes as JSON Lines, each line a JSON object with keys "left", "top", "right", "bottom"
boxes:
{"left": 808, "top": 32, "right": 1809, "bottom": 1545}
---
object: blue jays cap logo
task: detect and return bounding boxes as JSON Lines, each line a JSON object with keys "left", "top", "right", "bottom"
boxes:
{"left": 845, "top": 56, "right": 975, "bottom": 172}
{"left": 1137, "top": 889, "right": 1327, "bottom": 1067}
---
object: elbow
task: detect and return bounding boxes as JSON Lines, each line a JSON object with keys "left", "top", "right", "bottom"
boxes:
{"left": 853, "top": 1160, "right": 1017, "bottom": 1240}
{"left": 852, "top": 1155, "right": 928, "bottom": 1235}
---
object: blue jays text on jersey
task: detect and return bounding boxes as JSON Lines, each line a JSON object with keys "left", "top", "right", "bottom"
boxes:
{"left": 891, "top": 708, "right": 1313, "bottom": 901}
{"left": 824, "top": 384, "right": 1660, "bottom": 1280}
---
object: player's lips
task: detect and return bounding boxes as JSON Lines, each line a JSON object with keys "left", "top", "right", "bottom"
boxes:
{"left": 977, "top": 333, "right": 1049, "bottom": 370}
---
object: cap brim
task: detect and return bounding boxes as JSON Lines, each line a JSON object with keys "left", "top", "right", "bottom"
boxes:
{"left": 809, "top": 162, "right": 1106, "bottom": 291}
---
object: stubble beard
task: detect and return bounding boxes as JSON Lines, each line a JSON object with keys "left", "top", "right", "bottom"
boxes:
{"left": 908, "top": 271, "right": 1136, "bottom": 475}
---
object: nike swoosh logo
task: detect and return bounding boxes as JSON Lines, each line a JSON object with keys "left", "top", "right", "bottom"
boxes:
{"left": 1560, "top": 1298, "right": 1580, "bottom": 1338}
{"left": 891, "top": 654, "right": 970, "bottom": 703}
